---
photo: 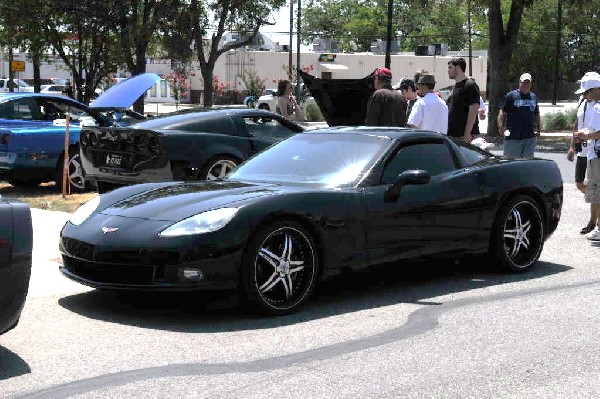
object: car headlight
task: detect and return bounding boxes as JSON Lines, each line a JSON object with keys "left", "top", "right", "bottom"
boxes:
{"left": 69, "top": 196, "right": 101, "bottom": 226}
{"left": 158, "top": 208, "right": 239, "bottom": 237}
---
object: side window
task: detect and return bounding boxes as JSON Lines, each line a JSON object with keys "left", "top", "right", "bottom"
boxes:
{"left": 0, "top": 99, "right": 36, "bottom": 120}
{"left": 242, "top": 116, "right": 294, "bottom": 138}
{"left": 33, "top": 99, "right": 90, "bottom": 121}
{"left": 381, "top": 143, "right": 456, "bottom": 184}
{"left": 178, "top": 117, "right": 237, "bottom": 135}
{"left": 454, "top": 140, "right": 490, "bottom": 166}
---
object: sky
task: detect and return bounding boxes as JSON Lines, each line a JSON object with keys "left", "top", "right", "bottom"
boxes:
{"left": 259, "top": 5, "right": 313, "bottom": 52}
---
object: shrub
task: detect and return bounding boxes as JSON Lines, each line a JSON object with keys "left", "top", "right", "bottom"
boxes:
{"left": 305, "top": 103, "right": 324, "bottom": 122}
{"left": 542, "top": 107, "right": 577, "bottom": 131}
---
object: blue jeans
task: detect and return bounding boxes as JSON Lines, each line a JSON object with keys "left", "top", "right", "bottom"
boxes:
{"left": 503, "top": 137, "right": 537, "bottom": 158}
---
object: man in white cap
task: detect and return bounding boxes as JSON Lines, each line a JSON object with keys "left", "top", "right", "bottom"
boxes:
{"left": 575, "top": 71, "right": 600, "bottom": 241}
{"left": 497, "top": 72, "right": 541, "bottom": 158}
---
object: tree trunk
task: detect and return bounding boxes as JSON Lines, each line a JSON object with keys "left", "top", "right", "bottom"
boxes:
{"left": 486, "top": 0, "right": 527, "bottom": 138}
{"left": 131, "top": 46, "right": 148, "bottom": 114}
{"left": 32, "top": 53, "right": 41, "bottom": 93}
{"left": 202, "top": 66, "right": 214, "bottom": 108}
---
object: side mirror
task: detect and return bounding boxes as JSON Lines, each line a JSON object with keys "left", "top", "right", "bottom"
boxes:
{"left": 384, "top": 169, "right": 430, "bottom": 202}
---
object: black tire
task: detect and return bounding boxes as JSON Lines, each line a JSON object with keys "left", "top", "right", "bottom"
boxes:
{"left": 258, "top": 104, "right": 270, "bottom": 111}
{"left": 241, "top": 220, "right": 319, "bottom": 315}
{"left": 490, "top": 195, "right": 544, "bottom": 272}
{"left": 7, "top": 178, "right": 42, "bottom": 188}
{"left": 55, "top": 150, "right": 87, "bottom": 193}
{"left": 199, "top": 156, "right": 238, "bottom": 181}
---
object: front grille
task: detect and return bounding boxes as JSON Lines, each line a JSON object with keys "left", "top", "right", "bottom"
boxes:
{"left": 95, "top": 250, "right": 180, "bottom": 265}
{"left": 62, "top": 256, "right": 156, "bottom": 284}
{"left": 61, "top": 237, "right": 95, "bottom": 261}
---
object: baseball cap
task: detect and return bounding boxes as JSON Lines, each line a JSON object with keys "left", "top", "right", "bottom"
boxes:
{"left": 374, "top": 67, "right": 392, "bottom": 80}
{"left": 575, "top": 72, "right": 600, "bottom": 94}
{"left": 519, "top": 73, "right": 532, "bottom": 82}
{"left": 393, "top": 77, "right": 415, "bottom": 90}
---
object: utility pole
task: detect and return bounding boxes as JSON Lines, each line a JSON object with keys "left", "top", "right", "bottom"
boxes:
{"left": 385, "top": 0, "right": 393, "bottom": 69}
{"left": 288, "top": 0, "right": 294, "bottom": 78}
{"left": 552, "top": 0, "right": 562, "bottom": 105}
{"left": 296, "top": 0, "right": 302, "bottom": 100}
{"left": 467, "top": 0, "right": 473, "bottom": 75}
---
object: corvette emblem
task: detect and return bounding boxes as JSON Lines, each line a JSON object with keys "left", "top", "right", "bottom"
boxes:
{"left": 101, "top": 227, "right": 119, "bottom": 234}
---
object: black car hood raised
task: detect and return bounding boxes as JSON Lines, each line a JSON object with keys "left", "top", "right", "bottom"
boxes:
{"left": 299, "top": 69, "right": 375, "bottom": 126}
{"left": 99, "top": 181, "right": 284, "bottom": 221}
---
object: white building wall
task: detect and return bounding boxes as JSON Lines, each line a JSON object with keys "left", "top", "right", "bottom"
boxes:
{"left": 2, "top": 49, "right": 488, "bottom": 103}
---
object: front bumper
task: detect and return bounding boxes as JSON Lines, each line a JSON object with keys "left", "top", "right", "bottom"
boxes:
{"left": 59, "top": 234, "right": 243, "bottom": 291}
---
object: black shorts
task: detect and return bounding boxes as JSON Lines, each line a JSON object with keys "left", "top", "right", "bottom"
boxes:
{"left": 576, "top": 156, "right": 587, "bottom": 183}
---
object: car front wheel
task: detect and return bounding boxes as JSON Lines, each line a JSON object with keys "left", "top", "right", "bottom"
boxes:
{"left": 491, "top": 195, "right": 544, "bottom": 272}
{"left": 242, "top": 221, "right": 319, "bottom": 315}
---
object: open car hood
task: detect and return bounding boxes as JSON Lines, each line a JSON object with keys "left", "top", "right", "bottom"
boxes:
{"left": 299, "top": 70, "right": 375, "bottom": 126}
{"left": 90, "top": 73, "right": 161, "bottom": 110}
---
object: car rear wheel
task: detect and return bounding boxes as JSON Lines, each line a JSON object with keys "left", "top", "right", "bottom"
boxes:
{"left": 241, "top": 221, "right": 319, "bottom": 315}
{"left": 491, "top": 195, "right": 544, "bottom": 272}
{"left": 258, "top": 104, "right": 270, "bottom": 111}
{"left": 200, "top": 156, "right": 238, "bottom": 181}
{"left": 55, "top": 151, "right": 86, "bottom": 193}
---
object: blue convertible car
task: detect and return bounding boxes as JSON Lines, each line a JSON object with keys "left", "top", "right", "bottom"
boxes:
{"left": 0, "top": 74, "right": 160, "bottom": 190}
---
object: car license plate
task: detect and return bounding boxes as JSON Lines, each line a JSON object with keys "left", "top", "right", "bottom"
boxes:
{"left": 105, "top": 154, "right": 122, "bottom": 166}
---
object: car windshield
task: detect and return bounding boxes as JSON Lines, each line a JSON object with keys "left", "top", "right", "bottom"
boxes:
{"left": 228, "top": 132, "right": 391, "bottom": 187}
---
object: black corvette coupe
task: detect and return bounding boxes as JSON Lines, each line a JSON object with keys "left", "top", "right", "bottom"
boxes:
{"left": 80, "top": 108, "right": 304, "bottom": 193}
{"left": 0, "top": 198, "right": 33, "bottom": 334}
{"left": 60, "top": 128, "right": 563, "bottom": 314}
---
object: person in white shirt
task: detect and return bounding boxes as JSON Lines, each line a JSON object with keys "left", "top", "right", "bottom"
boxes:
{"left": 568, "top": 91, "right": 596, "bottom": 234}
{"left": 575, "top": 71, "right": 600, "bottom": 241}
{"left": 407, "top": 73, "right": 448, "bottom": 134}
{"left": 478, "top": 96, "right": 486, "bottom": 120}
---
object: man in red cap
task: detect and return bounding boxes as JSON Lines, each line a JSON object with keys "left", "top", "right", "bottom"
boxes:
{"left": 365, "top": 67, "right": 407, "bottom": 127}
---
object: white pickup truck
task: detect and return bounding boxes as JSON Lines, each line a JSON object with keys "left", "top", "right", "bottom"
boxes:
{"left": 0, "top": 78, "right": 34, "bottom": 93}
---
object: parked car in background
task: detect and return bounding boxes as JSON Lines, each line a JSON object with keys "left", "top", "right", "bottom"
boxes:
{"left": 255, "top": 87, "right": 317, "bottom": 116}
{"left": 39, "top": 84, "right": 67, "bottom": 96}
{"left": 22, "top": 78, "right": 68, "bottom": 87}
{"left": 0, "top": 197, "right": 32, "bottom": 335}
{"left": 243, "top": 88, "right": 277, "bottom": 109}
{"left": 60, "top": 128, "right": 562, "bottom": 315}
{"left": 0, "top": 73, "right": 160, "bottom": 191}
{"left": 80, "top": 108, "right": 304, "bottom": 193}
{"left": 0, "top": 79, "right": 34, "bottom": 93}
{"left": 438, "top": 85, "right": 454, "bottom": 101}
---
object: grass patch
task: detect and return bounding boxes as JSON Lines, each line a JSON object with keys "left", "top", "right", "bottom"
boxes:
{"left": 0, "top": 182, "right": 97, "bottom": 213}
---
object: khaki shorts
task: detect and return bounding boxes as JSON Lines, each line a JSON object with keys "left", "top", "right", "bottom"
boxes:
{"left": 585, "top": 158, "right": 600, "bottom": 203}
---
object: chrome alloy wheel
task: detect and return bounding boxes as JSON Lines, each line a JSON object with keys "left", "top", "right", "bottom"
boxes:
{"left": 206, "top": 159, "right": 237, "bottom": 180}
{"left": 502, "top": 201, "right": 543, "bottom": 269}
{"left": 68, "top": 154, "right": 86, "bottom": 190}
{"left": 253, "top": 226, "right": 316, "bottom": 310}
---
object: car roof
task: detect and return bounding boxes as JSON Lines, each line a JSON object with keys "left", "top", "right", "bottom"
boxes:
{"left": 306, "top": 126, "right": 446, "bottom": 141}
{"left": 131, "top": 107, "right": 303, "bottom": 131}
{"left": 0, "top": 93, "right": 74, "bottom": 101}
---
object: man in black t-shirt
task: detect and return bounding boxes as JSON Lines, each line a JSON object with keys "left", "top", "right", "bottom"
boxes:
{"left": 446, "top": 58, "right": 480, "bottom": 142}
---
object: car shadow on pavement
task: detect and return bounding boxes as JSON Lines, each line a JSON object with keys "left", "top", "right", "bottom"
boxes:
{"left": 0, "top": 346, "right": 31, "bottom": 381}
{"left": 57, "top": 258, "right": 572, "bottom": 333}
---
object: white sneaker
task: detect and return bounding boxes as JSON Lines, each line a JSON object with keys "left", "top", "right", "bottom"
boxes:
{"left": 585, "top": 227, "right": 600, "bottom": 241}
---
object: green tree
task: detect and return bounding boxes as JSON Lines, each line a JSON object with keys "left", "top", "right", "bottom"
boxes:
{"left": 185, "top": 0, "right": 287, "bottom": 107}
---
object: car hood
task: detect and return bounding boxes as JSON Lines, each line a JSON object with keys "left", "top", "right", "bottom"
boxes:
{"left": 99, "top": 180, "right": 285, "bottom": 221}
{"left": 299, "top": 69, "right": 374, "bottom": 126}
{"left": 90, "top": 73, "right": 161, "bottom": 110}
